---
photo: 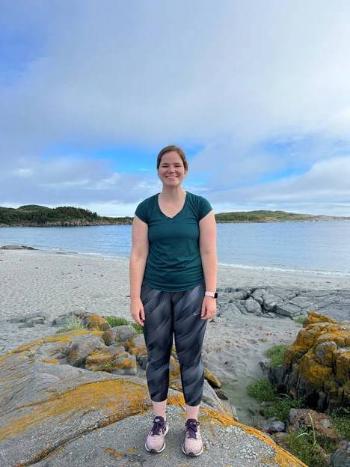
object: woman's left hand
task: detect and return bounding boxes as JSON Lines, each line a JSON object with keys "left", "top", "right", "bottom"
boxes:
{"left": 201, "top": 296, "right": 217, "bottom": 320}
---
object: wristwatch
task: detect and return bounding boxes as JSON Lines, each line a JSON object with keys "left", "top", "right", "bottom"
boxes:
{"left": 205, "top": 291, "right": 218, "bottom": 299}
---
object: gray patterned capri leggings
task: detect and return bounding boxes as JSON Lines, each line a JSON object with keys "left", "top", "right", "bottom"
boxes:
{"left": 140, "top": 281, "right": 207, "bottom": 406}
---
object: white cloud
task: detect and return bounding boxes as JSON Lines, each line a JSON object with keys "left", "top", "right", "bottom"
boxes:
{"left": 1, "top": 1, "right": 350, "bottom": 214}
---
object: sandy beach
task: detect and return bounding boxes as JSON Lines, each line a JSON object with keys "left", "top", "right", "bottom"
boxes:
{"left": 1, "top": 248, "right": 349, "bottom": 422}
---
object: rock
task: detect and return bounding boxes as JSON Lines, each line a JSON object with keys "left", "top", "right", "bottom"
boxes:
{"left": 331, "top": 440, "right": 350, "bottom": 467}
{"left": 275, "top": 302, "right": 302, "bottom": 318}
{"left": 305, "top": 311, "right": 337, "bottom": 326}
{"left": 0, "top": 244, "right": 37, "bottom": 250}
{"left": 124, "top": 334, "right": 147, "bottom": 358}
{"left": 0, "top": 331, "right": 305, "bottom": 466}
{"left": 83, "top": 314, "right": 111, "bottom": 331}
{"left": 280, "top": 312, "right": 350, "bottom": 410}
{"left": 112, "top": 324, "right": 137, "bottom": 343}
{"left": 85, "top": 346, "right": 125, "bottom": 372}
{"left": 113, "top": 352, "right": 137, "bottom": 375}
{"left": 261, "top": 419, "right": 285, "bottom": 434}
{"left": 66, "top": 335, "right": 107, "bottom": 367}
{"left": 245, "top": 297, "right": 262, "bottom": 315}
{"left": 289, "top": 408, "right": 340, "bottom": 441}
{"left": 204, "top": 367, "right": 222, "bottom": 388}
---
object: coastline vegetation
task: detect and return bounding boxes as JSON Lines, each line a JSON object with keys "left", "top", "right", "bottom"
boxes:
{"left": 0, "top": 204, "right": 349, "bottom": 227}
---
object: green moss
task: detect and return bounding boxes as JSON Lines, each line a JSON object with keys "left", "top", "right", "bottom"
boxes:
{"left": 331, "top": 408, "right": 350, "bottom": 440}
{"left": 105, "top": 316, "right": 129, "bottom": 327}
{"left": 265, "top": 344, "right": 289, "bottom": 367}
{"left": 247, "top": 378, "right": 277, "bottom": 402}
{"left": 131, "top": 323, "right": 144, "bottom": 334}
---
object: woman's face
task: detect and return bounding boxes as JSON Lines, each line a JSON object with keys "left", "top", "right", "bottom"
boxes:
{"left": 158, "top": 151, "right": 187, "bottom": 188}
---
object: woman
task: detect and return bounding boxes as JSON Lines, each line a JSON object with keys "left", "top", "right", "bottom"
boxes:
{"left": 129, "top": 145, "right": 217, "bottom": 457}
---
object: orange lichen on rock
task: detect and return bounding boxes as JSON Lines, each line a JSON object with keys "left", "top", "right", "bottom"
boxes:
{"left": 204, "top": 368, "right": 222, "bottom": 388}
{"left": 298, "top": 352, "right": 333, "bottom": 387}
{"left": 85, "top": 314, "right": 110, "bottom": 331}
{"left": 304, "top": 311, "right": 337, "bottom": 326}
{"left": 0, "top": 379, "right": 151, "bottom": 441}
{"left": 0, "top": 330, "right": 103, "bottom": 364}
{"left": 200, "top": 407, "right": 306, "bottom": 467}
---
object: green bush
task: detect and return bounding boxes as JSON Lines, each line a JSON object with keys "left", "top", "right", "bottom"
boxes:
{"left": 105, "top": 316, "right": 129, "bottom": 327}
{"left": 262, "top": 396, "right": 304, "bottom": 421}
{"left": 247, "top": 378, "right": 277, "bottom": 402}
{"left": 265, "top": 344, "right": 288, "bottom": 367}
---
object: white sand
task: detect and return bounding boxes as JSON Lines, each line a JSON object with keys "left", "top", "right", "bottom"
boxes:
{"left": 1, "top": 249, "right": 349, "bottom": 322}
{"left": 1, "top": 249, "right": 349, "bottom": 423}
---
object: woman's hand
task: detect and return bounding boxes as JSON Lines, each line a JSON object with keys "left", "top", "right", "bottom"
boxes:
{"left": 201, "top": 296, "right": 217, "bottom": 320}
{"left": 130, "top": 297, "right": 145, "bottom": 326}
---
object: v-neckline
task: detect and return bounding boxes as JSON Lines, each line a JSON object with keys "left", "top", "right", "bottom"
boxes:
{"left": 157, "top": 191, "right": 187, "bottom": 219}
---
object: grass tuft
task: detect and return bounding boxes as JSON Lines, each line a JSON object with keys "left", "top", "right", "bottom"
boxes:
{"left": 265, "top": 344, "right": 288, "bottom": 367}
{"left": 247, "top": 378, "right": 277, "bottom": 402}
{"left": 105, "top": 316, "right": 129, "bottom": 327}
{"left": 56, "top": 315, "right": 86, "bottom": 333}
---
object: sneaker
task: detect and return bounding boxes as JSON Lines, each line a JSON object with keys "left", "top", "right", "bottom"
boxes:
{"left": 182, "top": 418, "right": 203, "bottom": 457}
{"left": 145, "top": 416, "right": 169, "bottom": 453}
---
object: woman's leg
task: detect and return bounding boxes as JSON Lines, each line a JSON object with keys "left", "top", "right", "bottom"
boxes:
{"left": 172, "top": 282, "right": 207, "bottom": 418}
{"left": 141, "top": 284, "right": 173, "bottom": 415}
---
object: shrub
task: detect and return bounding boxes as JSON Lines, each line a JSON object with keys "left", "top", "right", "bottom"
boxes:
{"left": 56, "top": 315, "right": 86, "bottom": 333}
{"left": 265, "top": 344, "right": 288, "bottom": 367}
{"left": 285, "top": 428, "right": 329, "bottom": 467}
{"left": 247, "top": 378, "right": 277, "bottom": 402}
{"left": 105, "top": 316, "right": 129, "bottom": 327}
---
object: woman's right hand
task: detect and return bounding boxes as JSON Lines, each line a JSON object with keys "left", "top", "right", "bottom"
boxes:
{"left": 130, "top": 297, "right": 145, "bottom": 326}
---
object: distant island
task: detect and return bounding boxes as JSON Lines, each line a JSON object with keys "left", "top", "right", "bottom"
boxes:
{"left": 0, "top": 204, "right": 349, "bottom": 227}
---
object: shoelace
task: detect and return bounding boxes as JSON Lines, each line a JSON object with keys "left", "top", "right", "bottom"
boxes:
{"left": 185, "top": 419, "right": 199, "bottom": 439}
{"left": 151, "top": 417, "right": 165, "bottom": 435}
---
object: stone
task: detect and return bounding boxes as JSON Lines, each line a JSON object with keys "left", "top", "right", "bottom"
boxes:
{"left": 83, "top": 314, "right": 111, "bottom": 331}
{"left": 65, "top": 335, "right": 106, "bottom": 367}
{"left": 261, "top": 419, "right": 285, "bottom": 434}
{"left": 331, "top": 440, "right": 350, "bottom": 467}
{"left": 0, "top": 330, "right": 307, "bottom": 466}
{"left": 288, "top": 409, "right": 340, "bottom": 441}
{"left": 102, "top": 325, "right": 137, "bottom": 346}
{"left": 245, "top": 297, "right": 262, "bottom": 315}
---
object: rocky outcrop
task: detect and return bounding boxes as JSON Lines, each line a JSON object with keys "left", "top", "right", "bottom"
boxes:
{"left": 218, "top": 287, "right": 350, "bottom": 320}
{"left": 269, "top": 311, "right": 350, "bottom": 411}
{"left": 0, "top": 329, "right": 306, "bottom": 466}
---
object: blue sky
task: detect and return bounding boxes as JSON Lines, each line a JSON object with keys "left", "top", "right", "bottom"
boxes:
{"left": 1, "top": 0, "right": 350, "bottom": 216}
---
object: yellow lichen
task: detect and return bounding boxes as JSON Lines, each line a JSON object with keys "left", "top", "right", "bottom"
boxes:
{"left": 0, "top": 379, "right": 151, "bottom": 441}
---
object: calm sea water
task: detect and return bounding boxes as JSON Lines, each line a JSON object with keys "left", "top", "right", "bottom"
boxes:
{"left": 1, "top": 221, "right": 350, "bottom": 274}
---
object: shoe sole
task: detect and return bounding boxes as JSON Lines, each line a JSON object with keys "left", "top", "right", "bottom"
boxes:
{"left": 145, "top": 424, "right": 169, "bottom": 454}
{"left": 181, "top": 442, "right": 203, "bottom": 457}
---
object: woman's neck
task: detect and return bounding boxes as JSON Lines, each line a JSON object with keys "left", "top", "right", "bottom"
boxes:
{"left": 160, "top": 186, "right": 186, "bottom": 200}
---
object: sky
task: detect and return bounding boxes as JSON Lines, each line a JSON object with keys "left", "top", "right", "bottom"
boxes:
{"left": 1, "top": 0, "right": 350, "bottom": 216}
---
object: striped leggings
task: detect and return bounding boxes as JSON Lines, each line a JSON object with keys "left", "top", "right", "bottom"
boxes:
{"left": 140, "top": 281, "right": 207, "bottom": 406}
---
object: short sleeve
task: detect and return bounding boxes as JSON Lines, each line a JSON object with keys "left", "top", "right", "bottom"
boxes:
{"left": 134, "top": 199, "right": 149, "bottom": 223}
{"left": 197, "top": 196, "right": 212, "bottom": 220}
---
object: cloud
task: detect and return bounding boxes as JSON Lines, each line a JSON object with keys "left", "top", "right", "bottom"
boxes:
{"left": 1, "top": 1, "right": 350, "bottom": 214}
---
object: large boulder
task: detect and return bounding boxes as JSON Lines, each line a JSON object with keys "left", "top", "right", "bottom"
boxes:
{"left": 272, "top": 311, "right": 350, "bottom": 410}
{"left": 0, "top": 331, "right": 306, "bottom": 466}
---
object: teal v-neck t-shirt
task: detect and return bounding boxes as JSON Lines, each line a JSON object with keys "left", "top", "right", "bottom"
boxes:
{"left": 135, "top": 191, "right": 212, "bottom": 292}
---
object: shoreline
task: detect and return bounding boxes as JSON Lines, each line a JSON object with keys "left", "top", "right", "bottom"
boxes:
{"left": 1, "top": 247, "right": 349, "bottom": 425}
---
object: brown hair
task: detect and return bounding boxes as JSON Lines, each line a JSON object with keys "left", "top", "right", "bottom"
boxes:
{"left": 156, "top": 145, "right": 188, "bottom": 171}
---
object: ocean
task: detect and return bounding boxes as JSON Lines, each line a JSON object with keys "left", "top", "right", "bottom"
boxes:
{"left": 1, "top": 221, "right": 350, "bottom": 275}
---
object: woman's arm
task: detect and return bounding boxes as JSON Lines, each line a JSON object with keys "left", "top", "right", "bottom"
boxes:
{"left": 129, "top": 216, "right": 149, "bottom": 324}
{"left": 199, "top": 211, "right": 217, "bottom": 319}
